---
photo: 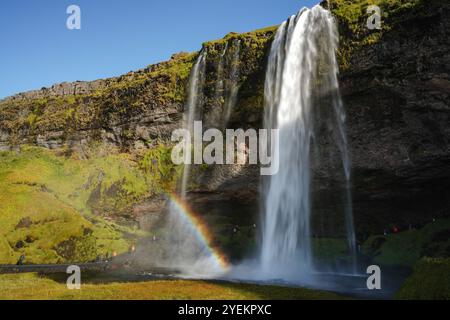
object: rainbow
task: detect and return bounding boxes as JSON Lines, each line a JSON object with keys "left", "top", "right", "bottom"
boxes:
{"left": 167, "top": 192, "right": 230, "bottom": 272}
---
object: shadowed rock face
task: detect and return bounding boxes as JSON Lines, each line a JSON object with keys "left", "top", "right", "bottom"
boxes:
{"left": 0, "top": 1, "right": 448, "bottom": 237}
{"left": 336, "top": 0, "right": 450, "bottom": 236}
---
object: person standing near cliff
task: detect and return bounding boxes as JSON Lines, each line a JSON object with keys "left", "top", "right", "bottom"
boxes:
{"left": 16, "top": 254, "right": 25, "bottom": 265}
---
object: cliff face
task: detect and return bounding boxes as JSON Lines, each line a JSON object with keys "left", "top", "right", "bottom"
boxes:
{"left": 0, "top": 27, "right": 276, "bottom": 155}
{"left": 336, "top": 0, "right": 450, "bottom": 235}
{"left": 0, "top": 0, "right": 449, "bottom": 236}
{"left": 0, "top": 52, "right": 196, "bottom": 153}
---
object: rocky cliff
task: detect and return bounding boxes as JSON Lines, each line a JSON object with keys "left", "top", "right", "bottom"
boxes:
{"left": 335, "top": 0, "right": 450, "bottom": 236}
{"left": 0, "top": 26, "right": 276, "bottom": 153}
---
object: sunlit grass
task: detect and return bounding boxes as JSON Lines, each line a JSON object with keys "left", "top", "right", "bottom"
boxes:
{"left": 395, "top": 258, "right": 450, "bottom": 299}
{"left": 362, "top": 218, "right": 450, "bottom": 267}
{"left": 0, "top": 273, "right": 346, "bottom": 300}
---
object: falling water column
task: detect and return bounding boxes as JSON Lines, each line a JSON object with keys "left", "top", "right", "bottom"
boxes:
{"left": 260, "top": 5, "right": 356, "bottom": 278}
{"left": 159, "top": 50, "right": 227, "bottom": 277}
{"left": 181, "top": 51, "right": 207, "bottom": 198}
{"left": 223, "top": 39, "right": 241, "bottom": 126}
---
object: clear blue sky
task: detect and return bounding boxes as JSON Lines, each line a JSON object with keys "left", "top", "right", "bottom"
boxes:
{"left": 0, "top": 0, "right": 318, "bottom": 99}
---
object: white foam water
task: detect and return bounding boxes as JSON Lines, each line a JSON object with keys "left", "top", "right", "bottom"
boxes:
{"left": 260, "top": 5, "right": 356, "bottom": 279}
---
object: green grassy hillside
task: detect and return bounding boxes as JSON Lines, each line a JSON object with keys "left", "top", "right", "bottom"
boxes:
{"left": 0, "top": 146, "right": 161, "bottom": 264}
{"left": 362, "top": 218, "right": 450, "bottom": 267}
{"left": 396, "top": 258, "right": 450, "bottom": 299}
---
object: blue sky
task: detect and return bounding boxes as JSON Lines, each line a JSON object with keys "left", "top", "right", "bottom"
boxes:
{"left": 0, "top": 0, "right": 318, "bottom": 98}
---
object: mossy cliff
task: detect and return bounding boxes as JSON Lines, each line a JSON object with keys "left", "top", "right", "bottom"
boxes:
{"left": 0, "top": 0, "right": 449, "bottom": 264}
{"left": 0, "top": 25, "right": 279, "bottom": 263}
{"left": 332, "top": 0, "right": 450, "bottom": 235}
{"left": 0, "top": 27, "right": 278, "bottom": 153}
{"left": 395, "top": 257, "right": 450, "bottom": 299}
{"left": 0, "top": 146, "right": 148, "bottom": 263}
{"left": 0, "top": 52, "right": 196, "bottom": 153}
{"left": 201, "top": 26, "right": 278, "bottom": 128}
{"left": 327, "top": 0, "right": 426, "bottom": 70}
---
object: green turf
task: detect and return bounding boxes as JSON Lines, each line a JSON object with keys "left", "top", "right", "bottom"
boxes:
{"left": 362, "top": 218, "right": 450, "bottom": 267}
{"left": 0, "top": 146, "right": 153, "bottom": 264}
{"left": 395, "top": 258, "right": 450, "bottom": 299}
{"left": 0, "top": 273, "right": 347, "bottom": 300}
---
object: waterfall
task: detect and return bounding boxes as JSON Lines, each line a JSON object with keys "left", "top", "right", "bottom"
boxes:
{"left": 214, "top": 42, "right": 228, "bottom": 107}
{"left": 260, "top": 5, "right": 356, "bottom": 278}
{"left": 223, "top": 39, "right": 241, "bottom": 126}
{"left": 153, "top": 50, "right": 227, "bottom": 277}
{"left": 181, "top": 50, "right": 207, "bottom": 198}
{"left": 211, "top": 39, "right": 242, "bottom": 128}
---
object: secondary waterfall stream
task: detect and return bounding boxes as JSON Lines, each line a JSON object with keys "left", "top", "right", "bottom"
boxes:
{"left": 223, "top": 39, "right": 241, "bottom": 126}
{"left": 150, "top": 50, "right": 230, "bottom": 277}
{"left": 161, "top": 41, "right": 245, "bottom": 277}
{"left": 211, "top": 39, "right": 242, "bottom": 128}
{"left": 181, "top": 50, "right": 207, "bottom": 198}
{"left": 260, "top": 5, "right": 356, "bottom": 279}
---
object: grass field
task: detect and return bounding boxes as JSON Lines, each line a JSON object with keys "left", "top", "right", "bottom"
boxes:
{"left": 0, "top": 273, "right": 345, "bottom": 300}
{"left": 395, "top": 258, "right": 450, "bottom": 300}
{"left": 362, "top": 218, "right": 450, "bottom": 267}
{"left": 0, "top": 146, "right": 151, "bottom": 264}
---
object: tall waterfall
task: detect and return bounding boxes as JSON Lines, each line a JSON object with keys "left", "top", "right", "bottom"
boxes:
{"left": 211, "top": 39, "right": 242, "bottom": 128}
{"left": 181, "top": 50, "right": 207, "bottom": 198}
{"left": 223, "top": 39, "right": 241, "bottom": 126}
{"left": 260, "top": 5, "right": 356, "bottom": 278}
{"left": 214, "top": 43, "right": 228, "bottom": 109}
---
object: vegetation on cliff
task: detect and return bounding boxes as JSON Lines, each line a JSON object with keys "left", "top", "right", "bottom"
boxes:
{"left": 396, "top": 258, "right": 450, "bottom": 299}
{"left": 4, "top": 0, "right": 419, "bottom": 145}
{"left": 0, "top": 52, "right": 196, "bottom": 150}
{"left": 0, "top": 0, "right": 447, "bottom": 273}
{"left": 329, "top": 0, "right": 426, "bottom": 69}
{"left": 201, "top": 26, "right": 277, "bottom": 129}
{"left": 362, "top": 218, "right": 450, "bottom": 267}
{"left": 0, "top": 146, "right": 155, "bottom": 263}
{"left": 0, "top": 0, "right": 436, "bottom": 145}
{"left": 140, "top": 143, "right": 182, "bottom": 192}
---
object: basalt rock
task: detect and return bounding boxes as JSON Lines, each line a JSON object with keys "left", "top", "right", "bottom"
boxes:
{"left": 336, "top": 0, "right": 450, "bottom": 237}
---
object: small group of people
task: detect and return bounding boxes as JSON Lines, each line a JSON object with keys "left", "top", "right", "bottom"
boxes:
{"left": 94, "top": 244, "right": 137, "bottom": 263}
{"left": 383, "top": 225, "right": 400, "bottom": 236}
{"left": 381, "top": 219, "right": 437, "bottom": 237}
{"left": 381, "top": 218, "right": 437, "bottom": 236}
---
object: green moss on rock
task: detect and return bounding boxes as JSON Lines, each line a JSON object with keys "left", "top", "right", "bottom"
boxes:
{"left": 140, "top": 143, "right": 182, "bottom": 192}
{"left": 0, "top": 146, "right": 153, "bottom": 263}
{"left": 362, "top": 218, "right": 450, "bottom": 267}
{"left": 329, "top": 0, "right": 425, "bottom": 70}
{"left": 395, "top": 257, "right": 450, "bottom": 299}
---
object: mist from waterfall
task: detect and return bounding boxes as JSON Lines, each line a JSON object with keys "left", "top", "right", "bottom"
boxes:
{"left": 146, "top": 50, "right": 228, "bottom": 278}
{"left": 259, "top": 5, "right": 356, "bottom": 279}
{"left": 153, "top": 42, "right": 246, "bottom": 277}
